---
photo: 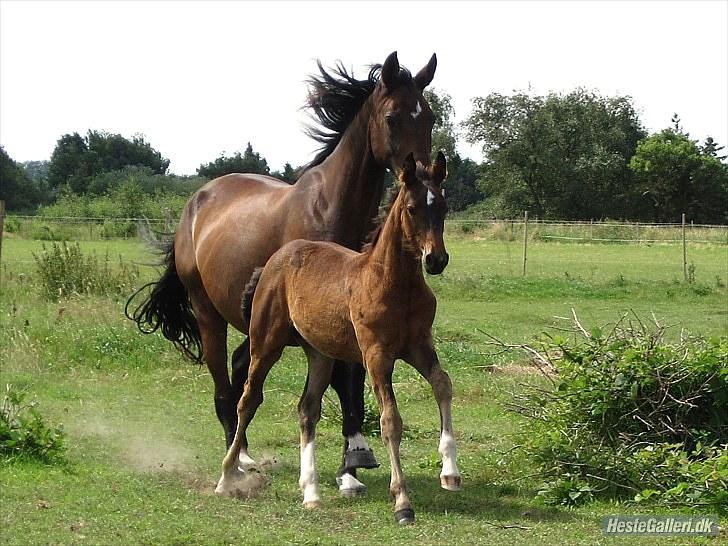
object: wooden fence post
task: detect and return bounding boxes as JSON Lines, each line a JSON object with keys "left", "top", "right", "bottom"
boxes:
{"left": 522, "top": 210, "right": 529, "bottom": 277}
{"left": 0, "top": 200, "right": 5, "bottom": 286}
{"left": 682, "top": 213, "right": 687, "bottom": 282}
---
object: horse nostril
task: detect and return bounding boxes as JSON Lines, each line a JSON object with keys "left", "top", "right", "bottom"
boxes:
{"left": 442, "top": 253, "right": 449, "bottom": 269}
{"left": 425, "top": 254, "right": 436, "bottom": 268}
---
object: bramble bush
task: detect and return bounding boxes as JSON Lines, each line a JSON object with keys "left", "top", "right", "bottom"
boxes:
{"left": 33, "top": 241, "right": 139, "bottom": 299}
{"left": 508, "top": 313, "right": 727, "bottom": 512}
{"left": 0, "top": 385, "right": 65, "bottom": 463}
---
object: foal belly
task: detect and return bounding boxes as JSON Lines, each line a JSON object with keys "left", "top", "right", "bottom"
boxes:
{"left": 291, "top": 306, "right": 361, "bottom": 364}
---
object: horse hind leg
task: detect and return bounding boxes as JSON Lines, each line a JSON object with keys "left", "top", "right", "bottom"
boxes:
{"left": 329, "top": 360, "right": 378, "bottom": 497}
{"left": 298, "top": 345, "right": 334, "bottom": 508}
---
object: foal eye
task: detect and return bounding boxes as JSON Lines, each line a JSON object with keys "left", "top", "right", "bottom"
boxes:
{"left": 406, "top": 205, "right": 416, "bottom": 215}
{"left": 385, "top": 113, "right": 398, "bottom": 128}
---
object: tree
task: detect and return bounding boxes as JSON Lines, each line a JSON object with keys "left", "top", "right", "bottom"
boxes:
{"left": 424, "top": 89, "right": 483, "bottom": 211}
{"left": 464, "top": 89, "right": 646, "bottom": 219}
{"left": 0, "top": 147, "right": 46, "bottom": 210}
{"left": 629, "top": 129, "right": 727, "bottom": 223}
{"left": 270, "top": 162, "right": 297, "bottom": 184}
{"left": 47, "top": 131, "right": 169, "bottom": 193}
{"left": 197, "top": 142, "right": 270, "bottom": 179}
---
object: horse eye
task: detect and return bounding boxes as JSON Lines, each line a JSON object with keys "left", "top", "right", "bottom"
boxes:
{"left": 385, "top": 113, "right": 398, "bottom": 128}
{"left": 406, "top": 204, "right": 416, "bottom": 215}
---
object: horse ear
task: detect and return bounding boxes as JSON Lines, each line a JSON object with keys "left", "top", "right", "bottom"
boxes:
{"left": 432, "top": 151, "right": 447, "bottom": 186}
{"left": 381, "top": 51, "right": 400, "bottom": 91}
{"left": 400, "top": 153, "right": 417, "bottom": 187}
{"left": 414, "top": 53, "right": 437, "bottom": 90}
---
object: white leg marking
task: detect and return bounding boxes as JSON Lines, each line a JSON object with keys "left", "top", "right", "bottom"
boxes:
{"left": 439, "top": 430, "right": 461, "bottom": 488}
{"left": 299, "top": 441, "right": 321, "bottom": 506}
{"left": 346, "top": 433, "right": 370, "bottom": 451}
{"left": 238, "top": 449, "right": 256, "bottom": 470}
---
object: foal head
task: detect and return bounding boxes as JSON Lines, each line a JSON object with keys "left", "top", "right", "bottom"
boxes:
{"left": 370, "top": 52, "right": 438, "bottom": 173}
{"left": 400, "top": 151, "right": 449, "bottom": 275}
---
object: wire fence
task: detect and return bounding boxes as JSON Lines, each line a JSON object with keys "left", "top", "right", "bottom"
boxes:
{"left": 2, "top": 212, "right": 727, "bottom": 284}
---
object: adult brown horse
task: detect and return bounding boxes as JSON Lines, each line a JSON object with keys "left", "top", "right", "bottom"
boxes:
{"left": 217, "top": 153, "right": 459, "bottom": 524}
{"left": 126, "top": 51, "right": 438, "bottom": 496}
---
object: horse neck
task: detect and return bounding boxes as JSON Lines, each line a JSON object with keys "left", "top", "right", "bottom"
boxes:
{"left": 301, "top": 99, "right": 386, "bottom": 248}
{"left": 365, "top": 190, "right": 423, "bottom": 289}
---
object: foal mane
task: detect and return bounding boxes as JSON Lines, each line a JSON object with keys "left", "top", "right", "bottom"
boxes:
{"left": 361, "top": 185, "right": 399, "bottom": 253}
{"left": 300, "top": 61, "right": 413, "bottom": 174}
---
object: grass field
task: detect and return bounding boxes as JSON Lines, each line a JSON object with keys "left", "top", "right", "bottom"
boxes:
{"left": 1, "top": 235, "right": 726, "bottom": 545}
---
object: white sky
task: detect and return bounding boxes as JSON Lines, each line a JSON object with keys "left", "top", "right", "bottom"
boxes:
{"left": 1, "top": 0, "right": 727, "bottom": 175}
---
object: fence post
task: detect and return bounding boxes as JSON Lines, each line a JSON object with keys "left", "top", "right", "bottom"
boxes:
{"left": 682, "top": 213, "right": 687, "bottom": 282}
{"left": 522, "top": 210, "right": 529, "bottom": 277}
{"left": 0, "top": 200, "right": 5, "bottom": 286}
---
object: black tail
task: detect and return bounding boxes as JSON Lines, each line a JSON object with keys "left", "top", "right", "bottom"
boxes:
{"left": 125, "top": 240, "right": 203, "bottom": 363}
{"left": 241, "top": 267, "right": 264, "bottom": 332}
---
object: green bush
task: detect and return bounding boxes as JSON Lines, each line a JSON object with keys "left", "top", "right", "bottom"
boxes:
{"left": 0, "top": 385, "right": 65, "bottom": 463}
{"left": 32, "top": 241, "right": 140, "bottom": 299}
{"left": 511, "top": 314, "right": 728, "bottom": 512}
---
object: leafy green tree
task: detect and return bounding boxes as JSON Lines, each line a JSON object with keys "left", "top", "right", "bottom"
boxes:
{"left": 629, "top": 129, "right": 728, "bottom": 223}
{"left": 47, "top": 131, "right": 169, "bottom": 193}
{"left": 197, "top": 142, "right": 270, "bottom": 179}
{"left": 270, "top": 162, "right": 297, "bottom": 184}
{"left": 464, "top": 90, "right": 646, "bottom": 219}
{"left": 424, "top": 89, "right": 483, "bottom": 211}
{"left": 21, "top": 160, "right": 50, "bottom": 185}
{"left": 0, "top": 146, "right": 46, "bottom": 210}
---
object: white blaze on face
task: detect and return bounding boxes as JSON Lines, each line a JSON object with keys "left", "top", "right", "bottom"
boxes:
{"left": 427, "top": 189, "right": 436, "bottom": 206}
{"left": 411, "top": 100, "right": 422, "bottom": 119}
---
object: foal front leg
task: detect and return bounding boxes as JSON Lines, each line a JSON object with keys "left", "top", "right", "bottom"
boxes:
{"left": 298, "top": 346, "right": 334, "bottom": 508}
{"left": 407, "top": 342, "right": 461, "bottom": 491}
{"left": 366, "top": 350, "right": 414, "bottom": 525}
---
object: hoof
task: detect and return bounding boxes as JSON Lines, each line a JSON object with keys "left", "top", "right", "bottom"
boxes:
{"left": 339, "top": 485, "right": 367, "bottom": 498}
{"left": 394, "top": 508, "right": 416, "bottom": 525}
{"left": 303, "top": 499, "right": 322, "bottom": 510}
{"left": 336, "top": 473, "right": 367, "bottom": 498}
{"left": 344, "top": 448, "right": 380, "bottom": 470}
{"left": 440, "top": 475, "right": 461, "bottom": 491}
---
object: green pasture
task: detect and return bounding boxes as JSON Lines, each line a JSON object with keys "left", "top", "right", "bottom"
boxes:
{"left": 1, "top": 235, "right": 726, "bottom": 545}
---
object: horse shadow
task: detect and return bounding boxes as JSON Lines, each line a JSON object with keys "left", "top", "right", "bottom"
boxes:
{"left": 350, "top": 470, "right": 581, "bottom": 524}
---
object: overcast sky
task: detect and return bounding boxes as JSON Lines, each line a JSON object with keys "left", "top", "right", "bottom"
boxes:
{"left": 1, "top": 0, "right": 726, "bottom": 175}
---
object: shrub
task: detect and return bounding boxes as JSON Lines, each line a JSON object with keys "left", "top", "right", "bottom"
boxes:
{"left": 508, "top": 313, "right": 728, "bottom": 512}
{"left": 33, "top": 241, "right": 139, "bottom": 299}
{"left": 0, "top": 385, "right": 65, "bottom": 463}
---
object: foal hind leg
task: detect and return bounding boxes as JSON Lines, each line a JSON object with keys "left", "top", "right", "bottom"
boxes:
{"left": 406, "top": 341, "right": 461, "bottom": 491}
{"left": 298, "top": 345, "right": 334, "bottom": 508}
{"left": 330, "top": 361, "right": 378, "bottom": 497}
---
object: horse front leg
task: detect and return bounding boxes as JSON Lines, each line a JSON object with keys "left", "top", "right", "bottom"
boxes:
{"left": 366, "top": 349, "right": 414, "bottom": 525}
{"left": 406, "top": 341, "right": 461, "bottom": 491}
{"left": 330, "top": 360, "right": 378, "bottom": 498}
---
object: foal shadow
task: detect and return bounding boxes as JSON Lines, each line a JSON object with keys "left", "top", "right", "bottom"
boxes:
{"left": 356, "top": 470, "right": 580, "bottom": 524}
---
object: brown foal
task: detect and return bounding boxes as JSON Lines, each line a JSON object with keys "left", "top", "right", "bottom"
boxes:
{"left": 216, "top": 152, "right": 460, "bottom": 524}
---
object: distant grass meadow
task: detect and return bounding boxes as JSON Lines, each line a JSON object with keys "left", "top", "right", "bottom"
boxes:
{"left": 1, "top": 231, "right": 726, "bottom": 545}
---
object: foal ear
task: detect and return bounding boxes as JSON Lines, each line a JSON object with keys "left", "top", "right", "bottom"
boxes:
{"left": 432, "top": 151, "right": 447, "bottom": 186}
{"left": 414, "top": 53, "right": 437, "bottom": 90}
{"left": 381, "top": 51, "right": 400, "bottom": 91}
{"left": 400, "top": 153, "right": 417, "bottom": 186}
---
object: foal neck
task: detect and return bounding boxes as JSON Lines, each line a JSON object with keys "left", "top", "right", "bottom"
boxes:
{"left": 365, "top": 190, "right": 423, "bottom": 287}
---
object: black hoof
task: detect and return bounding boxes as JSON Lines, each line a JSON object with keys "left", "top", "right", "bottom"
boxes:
{"left": 394, "top": 508, "right": 415, "bottom": 525}
{"left": 344, "top": 448, "right": 380, "bottom": 470}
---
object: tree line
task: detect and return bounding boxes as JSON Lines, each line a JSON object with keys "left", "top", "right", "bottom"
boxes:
{"left": 1, "top": 89, "right": 726, "bottom": 223}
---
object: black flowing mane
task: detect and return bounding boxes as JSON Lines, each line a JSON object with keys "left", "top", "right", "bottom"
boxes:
{"left": 301, "top": 60, "right": 412, "bottom": 173}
